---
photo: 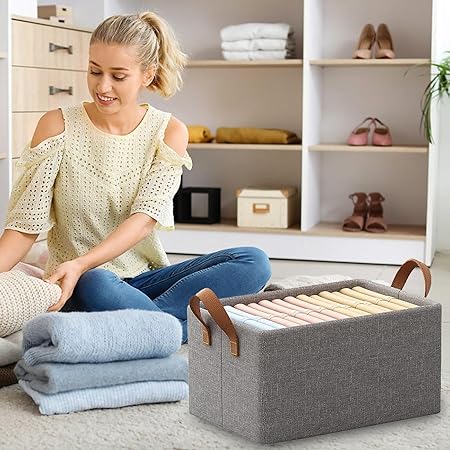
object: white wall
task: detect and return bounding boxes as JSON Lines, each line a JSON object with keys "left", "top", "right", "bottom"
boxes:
{"left": 437, "top": 98, "right": 450, "bottom": 251}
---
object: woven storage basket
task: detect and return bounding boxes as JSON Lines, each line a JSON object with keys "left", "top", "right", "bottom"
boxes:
{"left": 188, "top": 259, "right": 441, "bottom": 444}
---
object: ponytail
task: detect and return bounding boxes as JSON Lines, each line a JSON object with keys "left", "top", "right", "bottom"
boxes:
{"left": 91, "top": 12, "right": 188, "bottom": 98}
{"left": 138, "top": 12, "right": 188, "bottom": 97}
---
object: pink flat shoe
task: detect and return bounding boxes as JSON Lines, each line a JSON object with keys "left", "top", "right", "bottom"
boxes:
{"left": 347, "top": 117, "right": 373, "bottom": 145}
{"left": 372, "top": 118, "right": 392, "bottom": 146}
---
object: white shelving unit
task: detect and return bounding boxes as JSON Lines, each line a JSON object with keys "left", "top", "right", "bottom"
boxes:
{"left": 1, "top": 0, "right": 449, "bottom": 265}
{"left": 300, "top": 0, "right": 441, "bottom": 265}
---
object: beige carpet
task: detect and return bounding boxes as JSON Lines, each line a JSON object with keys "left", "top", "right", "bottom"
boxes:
{"left": 0, "top": 344, "right": 449, "bottom": 450}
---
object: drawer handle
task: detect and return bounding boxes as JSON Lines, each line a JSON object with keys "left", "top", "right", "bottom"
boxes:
{"left": 49, "top": 42, "right": 73, "bottom": 54}
{"left": 49, "top": 86, "right": 73, "bottom": 96}
{"left": 253, "top": 203, "right": 270, "bottom": 214}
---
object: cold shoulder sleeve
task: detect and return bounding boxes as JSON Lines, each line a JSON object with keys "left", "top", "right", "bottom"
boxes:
{"left": 130, "top": 135, "right": 192, "bottom": 230}
{"left": 5, "top": 134, "right": 65, "bottom": 234}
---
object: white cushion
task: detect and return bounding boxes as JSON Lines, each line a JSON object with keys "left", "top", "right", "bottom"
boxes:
{"left": 0, "top": 271, "right": 61, "bottom": 338}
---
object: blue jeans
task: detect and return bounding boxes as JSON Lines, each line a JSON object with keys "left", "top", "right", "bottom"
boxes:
{"left": 63, "top": 246, "right": 271, "bottom": 343}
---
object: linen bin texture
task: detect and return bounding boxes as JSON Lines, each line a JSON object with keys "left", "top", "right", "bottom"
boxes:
{"left": 188, "top": 279, "right": 441, "bottom": 444}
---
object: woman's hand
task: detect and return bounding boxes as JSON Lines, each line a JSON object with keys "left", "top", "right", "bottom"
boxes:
{"left": 45, "top": 259, "right": 86, "bottom": 312}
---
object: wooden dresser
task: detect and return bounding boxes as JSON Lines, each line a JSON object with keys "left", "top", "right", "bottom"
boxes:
{"left": 11, "top": 16, "right": 91, "bottom": 182}
{"left": 11, "top": 16, "right": 91, "bottom": 242}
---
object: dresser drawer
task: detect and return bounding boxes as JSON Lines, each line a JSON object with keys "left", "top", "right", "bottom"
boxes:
{"left": 12, "top": 20, "right": 90, "bottom": 71}
{"left": 12, "top": 67, "right": 90, "bottom": 112}
{"left": 12, "top": 113, "right": 43, "bottom": 157}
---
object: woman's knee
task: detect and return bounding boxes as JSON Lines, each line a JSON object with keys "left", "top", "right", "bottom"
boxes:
{"left": 76, "top": 268, "right": 117, "bottom": 292}
{"left": 230, "top": 246, "right": 272, "bottom": 287}
{"left": 71, "top": 269, "right": 118, "bottom": 308}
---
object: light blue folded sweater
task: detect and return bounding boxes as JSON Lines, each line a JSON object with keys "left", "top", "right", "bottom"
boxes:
{"left": 15, "top": 353, "right": 188, "bottom": 394}
{"left": 19, "top": 379, "right": 188, "bottom": 415}
{"left": 22, "top": 309, "right": 182, "bottom": 366}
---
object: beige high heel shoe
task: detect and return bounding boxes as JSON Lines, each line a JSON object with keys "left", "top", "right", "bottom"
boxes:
{"left": 375, "top": 24, "right": 395, "bottom": 59}
{"left": 353, "top": 24, "right": 376, "bottom": 59}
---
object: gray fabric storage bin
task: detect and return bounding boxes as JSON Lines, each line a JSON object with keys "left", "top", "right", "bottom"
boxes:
{"left": 188, "top": 279, "right": 441, "bottom": 444}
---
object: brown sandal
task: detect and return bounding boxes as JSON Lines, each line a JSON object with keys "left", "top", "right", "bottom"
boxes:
{"left": 343, "top": 192, "right": 368, "bottom": 231}
{"left": 365, "top": 192, "right": 387, "bottom": 232}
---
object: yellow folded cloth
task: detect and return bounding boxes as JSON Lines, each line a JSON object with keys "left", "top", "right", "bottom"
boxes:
{"left": 216, "top": 127, "right": 301, "bottom": 144}
{"left": 319, "top": 291, "right": 391, "bottom": 315}
{"left": 188, "top": 125, "right": 213, "bottom": 143}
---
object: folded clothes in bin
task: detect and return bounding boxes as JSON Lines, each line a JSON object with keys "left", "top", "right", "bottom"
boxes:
{"left": 188, "top": 259, "right": 441, "bottom": 444}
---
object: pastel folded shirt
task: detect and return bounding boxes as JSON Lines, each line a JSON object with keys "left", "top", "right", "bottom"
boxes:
{"left": 216, "top": 127, "right": 301, "bottom": 144}
{"left": 224, "top": 305, "right": 284, "bottom": 330}
{"left": 19, "top": 379, "right": 188, "bottom": 415}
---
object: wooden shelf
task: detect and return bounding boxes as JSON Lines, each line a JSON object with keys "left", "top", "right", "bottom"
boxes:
{"left": 174, "top": 219, "right": 425, "bottom": 241}
{"left": 188, "top": 143, "right": 302, "bottom": 152}
{"left": 309, "top": 58, "right": 430, "bottom": 67}
{"left": 175, "top": 218, "right": 303, "bottom": 235}
{"left": 304, "top": 222, "right": 426, "bottom": 241}
{"left": 0, "top": 52, "right": 6, "bottom": 59}
{"left": 0, "top": 153, "right": 7, "bottom": 160}
{"left": 187, "top": 59, "right": 302, "bottom": 68}
{"left": 309, "top": 145, "right": 428, "bottom": 154}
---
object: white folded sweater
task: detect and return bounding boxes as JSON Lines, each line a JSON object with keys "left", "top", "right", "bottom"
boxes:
{"left": 220, "top": 23, "right": 293, "bottom": 41}
{"left": 222, "top": 49, "right": 294, "bottom": 61}
{"left": 221, "top": 38, "right": 295, "bottom": 52}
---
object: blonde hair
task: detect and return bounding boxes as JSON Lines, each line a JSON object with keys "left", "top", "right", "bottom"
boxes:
{"left": 90, "top": 12, "right": 188, "bottom": 98}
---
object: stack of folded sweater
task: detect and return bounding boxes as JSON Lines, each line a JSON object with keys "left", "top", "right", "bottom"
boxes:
{"left": 14, "top": 309, "right": 188, "bottom": 415}
{"left": 187, "top": 125, "right": 214, "bottom": 143}
{"left": 216, "top": 127, "right": 301, "bottom": 144}
{"left": 220, "top": 23, "right": 295, "bottom": 60}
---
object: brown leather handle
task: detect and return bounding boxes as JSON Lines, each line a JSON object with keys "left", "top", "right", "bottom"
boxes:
{"left": 189, "top": 288, "right": 239, "bottom": 357}
{"left": 391, "top": 258, "right": 431, "bottom": 297}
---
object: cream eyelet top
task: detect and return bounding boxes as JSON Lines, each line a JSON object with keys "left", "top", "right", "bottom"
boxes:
{"left": 5, "top": 103, "right": 192, "bottom": 279}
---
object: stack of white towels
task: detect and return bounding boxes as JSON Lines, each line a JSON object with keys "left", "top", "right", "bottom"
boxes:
{"left": 220, "top": 22, "right": 295, "bottom": 61}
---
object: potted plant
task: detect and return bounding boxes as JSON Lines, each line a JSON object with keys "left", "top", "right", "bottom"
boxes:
{"left": 421, "top": 52, "right": 450, "bottom": 143}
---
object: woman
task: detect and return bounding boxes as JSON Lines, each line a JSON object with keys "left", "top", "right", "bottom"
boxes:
{"left": 0, "top": 12, "right": 271, "bottom": 343}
